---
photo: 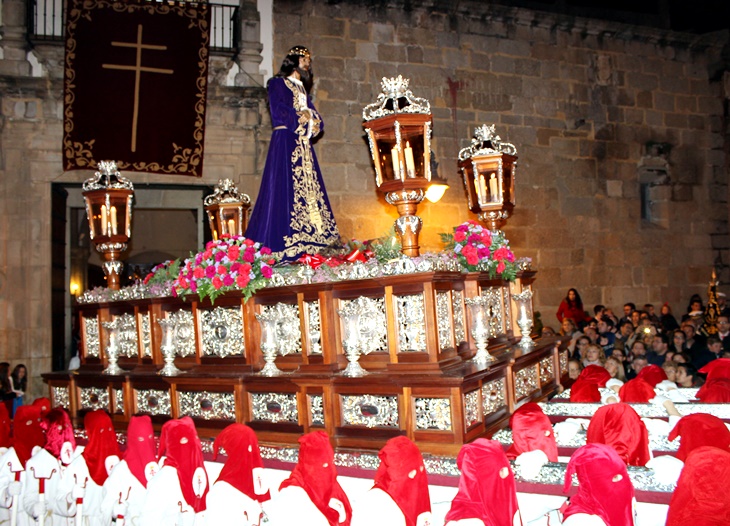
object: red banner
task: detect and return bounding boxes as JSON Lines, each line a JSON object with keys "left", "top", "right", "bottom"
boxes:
{"left": 63, "top": 0, "right": 210, "bottom": 176}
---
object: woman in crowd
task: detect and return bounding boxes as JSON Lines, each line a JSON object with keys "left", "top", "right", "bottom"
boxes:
{"left": 556, "top": 289, "right": 591, "bottom": 327}
{"left": 583, "top": 344, "right": 606, "bottom": 368}
{"left": 660, "top": 304, "right": 680, "bottom": 333}
{"left": 605, "top": 356, "right": 626, "bottom": 381}
{"left": 560, "top": 318, "right": 582, "bottom": 355}
{"left": 662, "top": 360, "right": 679, "bottom": 382}
{"left": 10, "top": 365, "right": 27, "bottom": 416}
{"left": 573, "top": 336, "right": 590, "bottom": 360}
{"left": 0, "top": 363, "right": 16, "bottom": 415}
{"left": 670, "top": 330, "right": 687, "bottom": 355}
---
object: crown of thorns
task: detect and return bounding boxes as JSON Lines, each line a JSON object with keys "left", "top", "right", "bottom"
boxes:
{"left": 288, "top": 46, "right": 311, "bottom": 59}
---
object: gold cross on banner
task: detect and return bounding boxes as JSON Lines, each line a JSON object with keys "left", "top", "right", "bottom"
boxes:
{"left": 102, "top": 24, "right": 174, "bottom": 153}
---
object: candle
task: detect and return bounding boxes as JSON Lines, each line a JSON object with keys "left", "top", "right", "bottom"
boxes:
{"left": 110, "top": 206, "right": 118, "bottom": 236}
{"left": 227, "top": 219, "right": 236, "bottom": 236}
{"left": 489, "top": 173, "right": 499, "bottom": 202}
{"left": 404, "top": 141, "right": 416, "bottom": 178}
{"left": 520, "top": 304, "right": 528, "bottom": 321}
{"left": 478, "top": 174, "right": 488, "bottom": 203}
{"left": 101, "top": 205, "right": 108, "bottom": 236}
{"left": 391, "top": 146, "right": 401, "bottom": 180}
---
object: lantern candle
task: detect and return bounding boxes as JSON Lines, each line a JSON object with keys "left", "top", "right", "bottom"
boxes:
{"left": 478, "top": 174, "right": 488, "bottom": 203}
{"left": 391, "top": 146, "right": 401, "bottom": 180}
{"left": 110, "top": 206, "right": 118, "bottom": 235}
{"left": 227, "top": 219, "right": 236, "bottom": 236}
{"left": 489, "top": 173, "right": 499, "bottom": 202}
{"left": 404, "top": 141, "right": 416, "bottom": 178}
{"left": 101, "top": 204, "right": 108, "bottom": 236}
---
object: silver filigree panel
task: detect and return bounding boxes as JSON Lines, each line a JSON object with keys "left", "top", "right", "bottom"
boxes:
{"left": 452, "top": 290, "right": 466, "bottom": 344}
{"left": 514, "top": 366, "right": 539, "bottom": 400}
{"left": 135, "top": 389, "right": 172, "bottom": 416}
{"left": 262, "top": 303, "right": 302, "bottom": 354}
{"left": 141, "top": 312, "right": 152, "bottom": 358}
{"left": 341, "top": 394, "right": 399, "bottom": 428}
{"left": 52, "top": 386, "right": 70, "bottom": 409}
{"left": 395, "top": 294, "right": 427, "bottom": 352}
{"left": 482, "top": 378, "right": 506, "bottom": 415}
{"left": 114, "top": 388, "right": 124, "bottom": 414}
{"left": 436, "top": 292, "right": 454, "bottom": 350}
{"left": 539, "top": 357, "right": 554, "bottom": 385}
{"left": 341, "top": 296, "right": 388, "bottom": 353}
{"left": 464, "top": 389, "right": 480, "bottom": 429}
{"left": 559, "top": 351, "right": 569, "bottom": 375}
{"left": 79, "top": 386, "right": 109, "bottom": 411}
{"left": 480, "top": 287, "right": 505, "bottom": 337}
{"left": 178, "top": 390, "right": 236, "bottom": 420}
{"left": 84, "top": 316, "right": 100, "bottom": 358}
{"left": 169, "top": 310, "right": 196, "bottom": 357}
{"left": 502, "top": 287, "right": 512, "bottom": 333}
{"left": 250, "top": 392, "right": 298, "bottom": 423}
{"left": 414, "top": 398, "right": 452, "bottom": 431}
{"left": 306, "top": 301, "right": 322, "bottom": 355}
{"left": 200, "top": 306, "right": 245, "bottom": 358}
{"left": 115, "top": 313, "right": 139, "bottom": 358}
{"left": 309, "top": 394, "right": 324, "bottom": 426}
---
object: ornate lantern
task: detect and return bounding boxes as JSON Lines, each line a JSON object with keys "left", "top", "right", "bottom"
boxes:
{"left": 204, "top": 178, "right": 251, "bottom": 240}
{"left": 458, "top": 125, "right": 518, "bottom": 232}
{"left": 363, "top": 76, "right": 433, "bottom": 256}
{"left": 82, "top": 161, "right": 134, "bottom": 290}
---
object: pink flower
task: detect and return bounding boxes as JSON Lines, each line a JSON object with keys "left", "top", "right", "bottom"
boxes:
{"left": 497, "top": 261, "right": 506, "bottom": 274}
{"left": 230, "top": 262, "right": 241, "bottom": 273}
{"left": 261, "top": 247, "right": 272, "bottom": 255}
{"left": 454, "top": 231, "right": 466, "bottom": 242}
{"left": 217, "top": 264, "right": 227, "bottom": 275}
{"left": 212, "top": 276, "right": 223, "bottom": 290}
{"left": 243, "top": 248, "right": 255, "bottom": 263}
{"left": 205, "top": 266, "right": 217, "bottom": 278}
{"left": 178, "top": 277, "right": 189, "bottom": 289}
{"left": 261, "top": 265, "right": 273, "bottom": 278}
{"left": 223, "top": 274, "right": 234, "bottom": 287}
{"left": 494, "top": 247, "right": 512, "bottom": 261}
{"left": 236, "top": 274, "right": 250, "bottom": 287}
{"left": 477, "top": 247, "right": 490, "bottom": 258}
{"left": 190, "top": 281, "right": 197, "bottom": 293}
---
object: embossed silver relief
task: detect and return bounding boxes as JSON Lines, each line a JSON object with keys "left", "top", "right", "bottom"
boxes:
{"left": 560, "top": 351, "right": 569, "bottom": 375}
{"left": 414, "top": 398, "right": 452, "bottom": 431}
{"left": 482, "top": 378, "right": 506, "bottom": 415}
{"left": 539, "top": 357, "right": 554, "bottom": 385}
{"left": 251, "top": 392, "right": 298, "bottom": 423}
{"left": 262, "top": 303, "right": 302, "bottom": 354}
{"left": 502, "top": 287, "right": 512, "bottom": 333}
{"left": 309, "top": 394, "right": 324, "bottom": 426}
{"left": 84, "top": 316, "right": 100, "bottom": 358}
{"left": 140, "top": 313, "right": 152, "bottom": 358}
{"left": 135, "top": 389, "right": 172, "bottom": 416}
{"left": 114, "top": 313, "right": 139, "bottom": 358}
{"left": 52, "top": 386, "right": 70, "bottom": 409}
{"left": 340, "top": 296, "right": 388, "bottom": 354}
{"left": 464, "top": 389, "right": 481, "bottom": 428}
{"left": 168, "top": 310, "right": 196, "bottom": 357}
{"left": 306, "top": 301, "right": 322, "bottom": 355}
{"left": 178, "top": 391, "right": 236, "bottom": 420}
{"left": 395, "top": 294, "right": 427, "bottom": 352}
{"left": 114, "top": 388, "right": 124, "bottom": 414}
{"left": 200, "top": 306, "right": 245, "bottom": 358}
{"left": 435, "top": 292, "right": 454, "bottom": 351}
{"left": 79, "top": 387, "right": 109, "bottom": 411}
{"left": 452, "top": 290, "right": 466, "bottom": 344}
{"left": 480, "top": 287, "right": 505, "bottom": 337}
{"left": 514, "top": 366, "right": 539, "bottom": 400}
{"left": 341, "top": 394, "right": 399, "bottom": 428}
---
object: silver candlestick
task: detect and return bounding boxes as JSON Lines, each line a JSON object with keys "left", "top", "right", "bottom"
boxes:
{"left": 255, "top": 309, "right": 284, "bottom": 376}
{"left": 512, "top": 289, "right": 535, "bottom": 349}
{"left": 465, "top": 297, "right": 495, "bottom": 365}
{"left": 338, "top": 301, "right": 366, "bottom": 377}
{"left": 101, "top": 320, "right": 124, "bottom": 375}
{"left": 157, "top": 318, "right": 182, "bottom": 376}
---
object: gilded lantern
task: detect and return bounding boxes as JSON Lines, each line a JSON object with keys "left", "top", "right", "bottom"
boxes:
{"left": 363, "top": 76, "right": 433, "bottom": 257}
{"left": 204, "top": 179, "right": 251, "bottom": 240}
{"left": 458, "top": 125, "right": 518, "bottom": 232}
{"left": 82, "top": 161, "right": 134, "bottom": 290}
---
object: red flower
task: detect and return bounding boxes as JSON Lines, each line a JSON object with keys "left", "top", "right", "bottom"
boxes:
{"left": 494, "top": 247, "right": 512, "bottom": 261}
{"left": 243, "top": 248, "right": 255, "bottom": 263}
{"left": 223, "top": 274, "right": 234, "bottom": 287}
{"left": 217, "top": 264, "right": 227, "bottom": 275}
{"left": 261, "top": 265, "right": 273, "bottom": 278}
{"left": 261, "top": 247, "right": 272, "bottom": 255}
{"left": 236, "top": 274, "right": 250, "bottom": 288}
{"left": 227, "top": 246, "right": 240, "bottom": 261}
{"left": 193, "top": 267, "right": 205, "bottom": 279}
{"left": 454, "top": 231, "right": 466, "bottom": 242}
{"left": 497, "top": 261, "right": 506, "bottom": 274}
{"left": 212, "top": 276, "right": 223, "bottom": 290}
{"left": 244, "top": 238, "right": 254, "bottom": 247}
{"left": 178, "top": 277, "right": 189, "bottom": 289}
{"left": 241, "top": 263, "right": 252, "bottom": 275}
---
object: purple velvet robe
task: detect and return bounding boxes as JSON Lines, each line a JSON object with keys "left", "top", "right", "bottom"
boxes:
{"left": 245, "top": 76, "right": 340, "bottom": 261}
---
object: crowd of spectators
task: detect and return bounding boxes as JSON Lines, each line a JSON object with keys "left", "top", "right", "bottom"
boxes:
{"left": 551, "top": 289, "right": 730, "bottom": 390}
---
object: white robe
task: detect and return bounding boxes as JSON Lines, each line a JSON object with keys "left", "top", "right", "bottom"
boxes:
{"left": 0, "top": 448, "right": 33, "bottom": 526}
{"left": 351, "top": 488, "right": 405, "bottom": 526}
{"left": 22, "top": 448, "right": 76, "bottom": 526}
{"left": 55, "top": 454, "right": 107, "bottom": 526}
{"left": 204, "top": 481, "right": 263, "bottom": 526}
{"left": 138, "top": 466, "right": 205, "bottom": 526}
{"left": 262, "top": 486, "right": 332, "bottom": 526}
{"left": 100, "top": 461, "right": 147, "bottom": 526}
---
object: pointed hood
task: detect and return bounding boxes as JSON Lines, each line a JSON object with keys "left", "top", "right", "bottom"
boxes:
{"left": 213, "top": 423, "right": 269, "bottom": 502}
{"left": 586, "top": 403, "right": 650, "bottom": 466}
{"left": 506, "top": 402, "right": 558, "bottom": 462}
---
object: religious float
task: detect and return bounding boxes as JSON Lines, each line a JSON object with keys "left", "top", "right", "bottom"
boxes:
{"left": 44, "top": 77, "right": 568, "bottom": 457}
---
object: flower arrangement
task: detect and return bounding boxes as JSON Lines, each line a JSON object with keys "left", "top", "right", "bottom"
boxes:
{"left": 173, "top": 236, "right": 277, "bottom": 303}
{"left": 143, "top": 259, "right": 181, "bottom": 286}
{"left": 441, "top": 220, "right": 518, "bottom": 280}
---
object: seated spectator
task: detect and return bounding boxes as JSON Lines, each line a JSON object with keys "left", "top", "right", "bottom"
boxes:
{"left": 663, "top": 360, "right": 678, "bottom": 382}
{"left": 619, "top": 302, "right": 636, "bottom": 326}
{"left": 670, "top": 329, "right": 687, "bottom": 355}
{"left": 562, "top": 359, "right": 583, "bottom": 391}
{"left": 561, "top": 444, "right": 635, "bottom": 526}
{"left": 541, "top": 326, "right": 556, "bottom": 338}
{"left": 596, "top": 318, "right": 616, "bottom": 355}
{"left": 673, "top": 352, "right": 691, "bottom": 364}
{"left": 716, "top": 315, "right": 730, "bottom": 353}
{"left": 693, "top": 336, "right": 722, "bottom": 369}
{"left": 263, "top": 431, "right": 351, "bottom": 526}
{"left": 582, "top": 344, "right": 606, "bottom": 368}
{"left": 681, "top": 296, "right": 704, "bottom": 323}
{"left": 630, "top": 310, "right": 641, "bottom": 328}
{"left": 351, "top": 436, "right": 430, "bottom": 526}
{"left": 626, "top": 355, "right": 648, "bottom": 380}
{"left": 666, "top": 447, "right": 730, "bottom": 526}
{"left": 644, "top": 303, "right": 660, "bottom": 325}
{"left": 444, "top": 439, "right": 522, "bottom": 526}
{"left": 586, "top": 403, "right": 650, "bottom": 466}
{"left": 676, "top": 363, "right": 703, "bottom": 388}
{"left": 573, "top": 336, "right": 590, "bottom": 360}
{"left": 647, "top": 333, "right": 670, "bottom": 366}
{"left": 559, "top": 318, "right": 582, "bottom": 355}
{"left": 583, "top": 325, "right": 600, "bottom": 345}
{"left": 613, "top": 321, "right": 634, "bottom": 356}
{"left": 605, "top": 356, "right": 626, "bottom": 381}
{"left": 681, "top": 321, "right": 706, "bottom": 356}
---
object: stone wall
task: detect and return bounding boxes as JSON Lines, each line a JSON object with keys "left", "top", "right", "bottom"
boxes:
{"left": 272, "top": 0, "right": 730, "bottom": 327}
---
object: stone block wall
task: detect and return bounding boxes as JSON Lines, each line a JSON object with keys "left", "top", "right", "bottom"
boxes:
{"left": 271, "top": 0, "right": 729, "bottom": 327}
